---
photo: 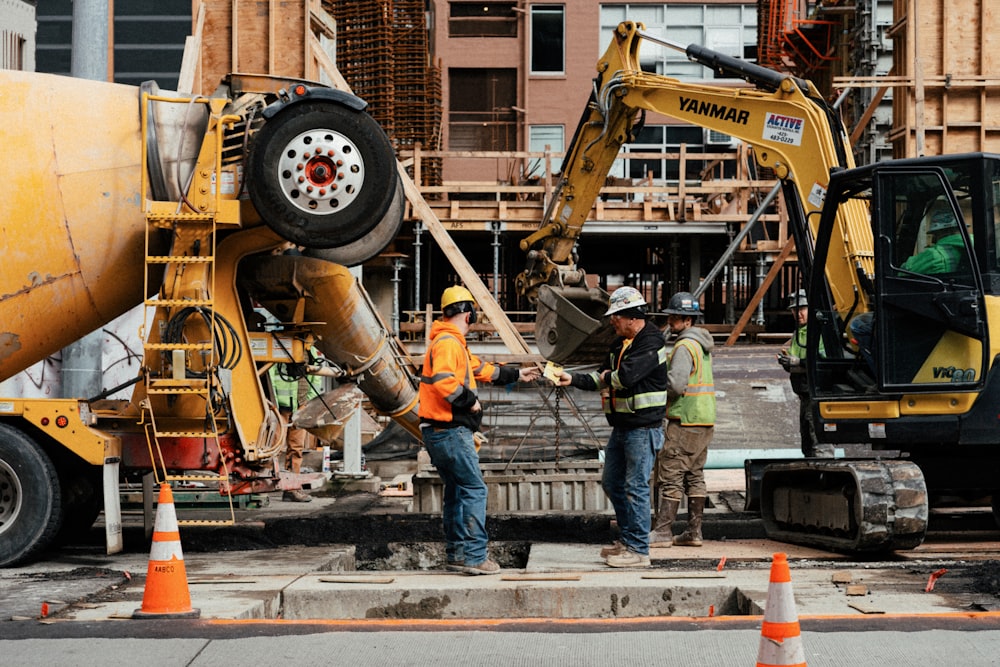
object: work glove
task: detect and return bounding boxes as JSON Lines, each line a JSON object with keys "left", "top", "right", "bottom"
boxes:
{"left": 777, "top": 353, "right": 801, "bottom": 372}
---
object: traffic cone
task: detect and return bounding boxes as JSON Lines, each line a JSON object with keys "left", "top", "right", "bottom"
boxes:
{"left": 132, "top": 484, "right": 200, "bottom": 619}
{"left": 756, "top": 552, "right": 806, "bottom": 667}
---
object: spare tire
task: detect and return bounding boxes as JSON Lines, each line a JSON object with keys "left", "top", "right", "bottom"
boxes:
{"left": 248, "top": 101, "right": 397, "bottom": 248}
{"left": 305, "top": 175, "right": 404, "bottom": 266}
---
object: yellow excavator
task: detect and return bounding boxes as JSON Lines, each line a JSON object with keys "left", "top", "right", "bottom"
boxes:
{"left": 516, "top": 21, "right": 872, "bottom": 365}
{"left": 0, "top": 71, "right": 418, "bottom": 566}
{"left": 520, "top": 21, "right": 1000, "bottom": 551}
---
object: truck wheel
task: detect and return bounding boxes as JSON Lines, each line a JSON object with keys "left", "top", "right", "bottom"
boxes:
{"left": 0, "top": 425, "right": 62, "bottom": 567}
{"left": 248, "top": 101, "right": 397, "bottom": 249}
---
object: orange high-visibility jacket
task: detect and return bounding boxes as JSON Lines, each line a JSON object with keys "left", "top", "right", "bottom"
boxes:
{"left": 419, "top": 320, "right": 518, "bottom": 430}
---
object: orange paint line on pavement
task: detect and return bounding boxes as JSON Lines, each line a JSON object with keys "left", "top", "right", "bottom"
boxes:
{"left": 207, "top": 610, "right": 1000, "bottom": 628}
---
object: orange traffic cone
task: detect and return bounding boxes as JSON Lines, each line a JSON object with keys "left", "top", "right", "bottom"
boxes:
{"left": 132, "top": 484, "right": 200, "bottom": 619}
{"left": 756, "top": 552, "right": 806, "bottom": 667}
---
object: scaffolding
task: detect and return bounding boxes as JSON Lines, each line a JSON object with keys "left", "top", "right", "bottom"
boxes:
{"left": 323, "top": 0, "right": 443, "bottom": 184}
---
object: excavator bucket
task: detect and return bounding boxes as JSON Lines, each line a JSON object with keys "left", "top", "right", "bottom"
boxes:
{"left": 535, "top": 285, "right": 618, "bottom": 364}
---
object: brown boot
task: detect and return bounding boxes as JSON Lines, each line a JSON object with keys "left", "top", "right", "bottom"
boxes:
{"left": 649, "top": 497, "right": 680, "bottom": 548}
{"left": 673, "top": 496, "right": 705, "bottom": 547}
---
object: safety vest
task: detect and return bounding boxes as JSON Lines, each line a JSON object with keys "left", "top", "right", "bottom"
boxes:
{"left": 789, "top": 324, "right": 807, "bottom": 359}
{"left": 419, "top": 320, "right": 508, "bottom": 430}
{"left": 601, "top": 343, "right": 669, "bottom": 419}
{"left": 667, "top": 338, "right": 716, "bottom": 426}
{"left": 269, "top": 365, "right": 300, "bottom": 411}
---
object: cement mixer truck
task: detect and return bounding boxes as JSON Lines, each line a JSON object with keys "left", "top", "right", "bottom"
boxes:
{"left": 0, "top": 70, "right": 420, "bottom": 566}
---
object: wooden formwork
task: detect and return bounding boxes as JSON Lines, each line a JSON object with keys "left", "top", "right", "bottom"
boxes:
{"left": 889, "top": 0, "right": 1000, "bottom": 156}
{"left": 188, "top": 0, "right": 338, "bottom": 95}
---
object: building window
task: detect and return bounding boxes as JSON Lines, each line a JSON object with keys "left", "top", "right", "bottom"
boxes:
{"left": 527, "top": 125, "right": 564, "bottom": 177}
{"left": 449, "top": 2, "right": 517, "bottom": 38}
{"left": 448, "top": 69, "right": 517, "bottom": 151}
{"left": 624, "top": 125, "right": 711, "bottom": 183}
{"left": 530, "top": 5, "right": 564, "bottom": 74}
{"left": 600, "top": 4, "right": 757, "bottom": 79}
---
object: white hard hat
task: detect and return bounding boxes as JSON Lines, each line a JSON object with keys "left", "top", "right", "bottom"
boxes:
{"left": 605, "top": 286, "right": 647, "bottom": 316}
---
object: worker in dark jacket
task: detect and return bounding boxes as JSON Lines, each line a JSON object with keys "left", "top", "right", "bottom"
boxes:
{"left": 419, "top": 285, "right": 538, "bottom": 576}
{"left": 650, "top": 292, "right": 716, "bottom": 548}
{"left": 556, "top": 286, "right": 668, "bottom": 568}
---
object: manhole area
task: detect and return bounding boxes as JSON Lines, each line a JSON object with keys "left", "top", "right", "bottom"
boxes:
{"left": 356, "top": 541, "right": 530, "bottom": 571}
{"left": 349, "top": 542, "right": 759, "bottom": 618}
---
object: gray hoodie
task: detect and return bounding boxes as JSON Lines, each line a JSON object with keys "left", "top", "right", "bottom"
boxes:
{"left": 666, "top": 326, "right": 715, "bottom": 399}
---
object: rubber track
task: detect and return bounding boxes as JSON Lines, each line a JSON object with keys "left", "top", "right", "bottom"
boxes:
{"left": 761, "top": 459, "right": 929, "bottom": 552}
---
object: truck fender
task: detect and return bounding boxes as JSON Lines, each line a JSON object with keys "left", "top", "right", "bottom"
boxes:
{"left": 261, "top": 86, "right": 367, "bottom": 120}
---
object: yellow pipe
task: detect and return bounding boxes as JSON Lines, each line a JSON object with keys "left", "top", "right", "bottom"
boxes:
{"left": 240, "top": 255, "right": 423, "bottom": 440}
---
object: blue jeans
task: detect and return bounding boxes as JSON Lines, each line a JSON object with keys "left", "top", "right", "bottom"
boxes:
{"left": 422, "top": 426, "right": 489, "bottom": 566}
{"left": 602, "top": 425, "right": 664, "bottom": 555}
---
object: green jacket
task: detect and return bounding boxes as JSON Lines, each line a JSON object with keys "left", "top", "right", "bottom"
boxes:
{"left": 901, "top": 233, "right": 966, "bottom": 274}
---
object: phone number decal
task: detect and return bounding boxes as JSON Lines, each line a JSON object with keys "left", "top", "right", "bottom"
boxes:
{"left": 763, "top": 112, "right": 805, "bottom": 146}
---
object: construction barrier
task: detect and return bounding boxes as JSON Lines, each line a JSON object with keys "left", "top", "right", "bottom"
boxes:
{"left": 132, "top": 484, "right": 200, "bottom": 619}
{"left": 756, "top": 552, "right": 806, "bottom": 667}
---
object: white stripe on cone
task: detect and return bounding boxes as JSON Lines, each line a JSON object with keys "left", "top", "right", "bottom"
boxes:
{"left": 757, "top": 577, "right": 806, "bottom": 666}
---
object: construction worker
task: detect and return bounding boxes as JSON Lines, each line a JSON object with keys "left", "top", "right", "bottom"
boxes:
{"left": 901, "top": 205, "right": 969, "bottom": 275}
{"left": 555, "top": 286, "right": 667, "bottom": 568}
{"left": 650, "top": 292, "right": 715, "bottom": 548}
{"left": 268, "top": 363, "right": 313, "bottom": 502}
{"left": 419, "top": 285, "right": 539, "bottom": 575}
{"left": 777, "top": 289, "right": 832, "bottom": 458}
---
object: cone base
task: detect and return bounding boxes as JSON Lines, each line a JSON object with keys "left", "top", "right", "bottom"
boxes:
{"left": 132, "top": 607, "right": 201, "bottom": 619}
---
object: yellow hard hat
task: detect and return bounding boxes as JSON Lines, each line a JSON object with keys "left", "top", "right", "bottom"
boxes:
{"left": 441, "top": 285, "right": 476, "bottom": 310}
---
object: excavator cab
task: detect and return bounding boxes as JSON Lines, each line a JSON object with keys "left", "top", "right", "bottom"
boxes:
{"left": 808, "top": 154, "right": 997, "bottom": 449}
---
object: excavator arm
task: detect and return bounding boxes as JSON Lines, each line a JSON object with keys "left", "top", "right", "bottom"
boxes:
{"left": 518, "top": 21, "right": 873, "bottom": 362}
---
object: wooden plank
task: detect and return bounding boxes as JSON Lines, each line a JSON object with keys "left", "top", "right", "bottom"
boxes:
{"left": 319, "top": 577, "right": 396, "bottom": 584}
{"left": 235, "top": 1, "right": 267, "bottom": 75}
{"left": 199, "top": 0, "right": 233, "bottom": 95}
{"left": 310, "top": 0, "right": 337, "bottom": 39}
{"left": 309, "top": 33, "right": 351, "bottom": 91}
{"left": 177, "top": 2, "right": 205, "bottom": 94}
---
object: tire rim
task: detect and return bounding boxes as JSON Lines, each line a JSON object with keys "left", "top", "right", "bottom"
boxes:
{"left": 0, "top": 458, "right": 21, "bottom": 537}
{"left": 276, "top": 128, "right": 365, "bottom": 215}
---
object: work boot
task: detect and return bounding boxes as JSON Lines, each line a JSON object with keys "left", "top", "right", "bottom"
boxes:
{"left": 605, "top": 549, "right": 651, "bottom": 568}
{"left": 673, "top": 496, "right": 705, "bottom": 547}
{"left": 456, "top": 559, "right": 501, "bottom": 575}
{"left": 282, "top": 489, "right": 313, "bottom": 503}
{"left": 649, "top": 498, "right": 680, "bottom": 548}
{"left": 600, "top": 540, "right": 626, "bottom": 558}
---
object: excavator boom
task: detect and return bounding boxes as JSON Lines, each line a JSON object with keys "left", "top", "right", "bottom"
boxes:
{"left": 518, "top": 21, "right": 872, "bottom": 362}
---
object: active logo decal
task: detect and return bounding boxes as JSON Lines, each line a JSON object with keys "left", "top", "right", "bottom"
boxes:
{"left": 679, "top": 96, "right": 750, "bottom": 125}
{"left": 763, "top": 112, "right": 805, "bottom": 146}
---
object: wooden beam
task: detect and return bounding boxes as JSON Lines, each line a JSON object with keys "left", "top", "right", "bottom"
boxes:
{"left": 725, "top": 239, "right": 796, "bottom": 346}
{"left": 310, "top": 0, "right": 338, "bottom": 39}
{"left": 309, "top": 34, "right": 351, "bottom": 92}
{"left": 178, "top": 1, "right": 205, "bottom": 94}
{"left": 849, "top": 69, "right": 892, "bottom": 147}
{"left": 399, "top": 165, "right": 532, "bottom": 356}
{"left": 310, "top": 44, "right": 533, "bottom": 358}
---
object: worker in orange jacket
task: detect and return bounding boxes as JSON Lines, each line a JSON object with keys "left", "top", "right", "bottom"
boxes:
{"left": 419, "top": 285, "right": 539, "bottom": 575}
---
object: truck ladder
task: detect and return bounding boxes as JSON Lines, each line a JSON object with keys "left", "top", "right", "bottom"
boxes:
{"left": 137, "top": 94, "right": 243, "bottom": 527}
